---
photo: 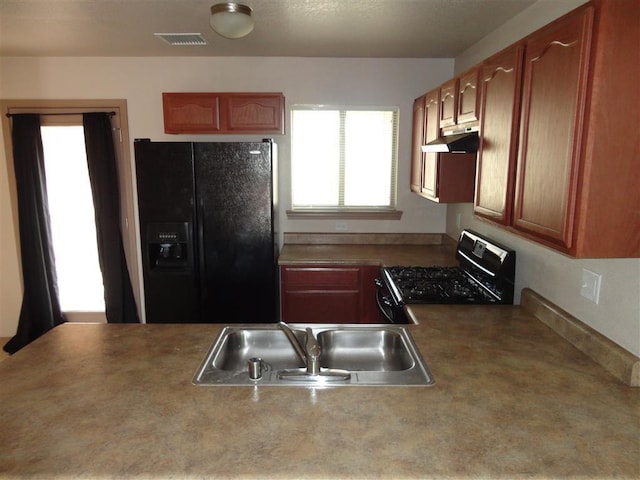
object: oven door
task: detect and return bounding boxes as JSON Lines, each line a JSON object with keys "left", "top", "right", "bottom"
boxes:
{"left": 374, "top": 278, "right": 408, "bottom": 324}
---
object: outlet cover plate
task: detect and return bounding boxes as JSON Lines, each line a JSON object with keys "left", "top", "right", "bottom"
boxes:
{"left": 335, "top": 221, "right": 348, "bottom": 231}
{"left": 581, "top": 269, "right": 601, "bottom": 304}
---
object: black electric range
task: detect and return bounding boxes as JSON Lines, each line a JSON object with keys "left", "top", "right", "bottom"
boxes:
{"left": 376, "top": 230, "right": 516, "bottom": 323}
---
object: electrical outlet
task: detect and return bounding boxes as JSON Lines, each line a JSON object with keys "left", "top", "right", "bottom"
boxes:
{"left": 335, "top": 221, "right": 348, "bottom": 232}
{"left": 580, "top": 269, "right": 601, "bottom": 304}
{"left": 456, "top": 213, "right": 462, "bottom": 229}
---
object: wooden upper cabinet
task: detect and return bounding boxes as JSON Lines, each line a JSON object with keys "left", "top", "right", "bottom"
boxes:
{"left": 410, "top": 95, "right": 425, "bottom": 194}
{"left": 222, "top": 94, "right": 284, "bottom": 133}
{"left": 457, "top": 67, "right": 480, "bottom": 124}
{"left": 417, "top": 88, "right": 476, "bottom": 203}
{"left": 513, "top": 7, "right": 593, "bottom": 250}
{"left": 427, "top": 153, "right": 477, "bottom": 203}
{"left": 421, "top": 89, "right": 440, "bottom": 199}
{"left": 439, "top": 78, "right": 458, "bottom": 128}
{"left": 163, "top": 92, "right": 284, "bottom": 134}
{"left": 438, "top": 68, "right": 479, "bottom": 130}
{"left": 511, "top": 0, "right": 639, "bottom": 257}
{"left": 163, "top": 93, "right": 221, "bottom": 134}
{"left": 474, "top": 44, "right": 524, "bottom": 225}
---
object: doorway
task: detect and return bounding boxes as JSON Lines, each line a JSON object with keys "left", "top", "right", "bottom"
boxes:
{"left": 0, "top": 100, "right": 141, "bottom": 325}
{"left": 41, "top": 124, "right": 106, "bottom": 317}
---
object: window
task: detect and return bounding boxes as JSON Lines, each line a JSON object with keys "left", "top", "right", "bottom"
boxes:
{"left": 290, "top": 105, "right": 399, "bottom": 215}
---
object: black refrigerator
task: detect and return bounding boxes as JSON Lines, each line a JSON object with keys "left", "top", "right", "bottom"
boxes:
{"left": 134, "top": 139, "right": 278, "bottom": 324}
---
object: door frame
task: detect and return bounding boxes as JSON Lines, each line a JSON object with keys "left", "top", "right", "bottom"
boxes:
{"left": 0, "top": 99, "right": 143, "bottom": 323}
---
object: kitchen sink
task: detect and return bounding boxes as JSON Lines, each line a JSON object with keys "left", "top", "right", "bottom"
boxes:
{"left": 193, "top": 324, "right": 434, "bottom": 387}
{"left": 211, "top": 328, "right": 305, "bottom": 372}
{"left": 316, "top": 329, "right": 415, "bottom": 371}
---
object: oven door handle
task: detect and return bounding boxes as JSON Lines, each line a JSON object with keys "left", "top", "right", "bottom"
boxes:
{"left": 376, "top": 289, "right": 395, "bottom": 323}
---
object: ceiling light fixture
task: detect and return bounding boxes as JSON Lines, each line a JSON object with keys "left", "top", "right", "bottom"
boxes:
{"left": 209, "top": 3, "right": 255, "bottom": 39}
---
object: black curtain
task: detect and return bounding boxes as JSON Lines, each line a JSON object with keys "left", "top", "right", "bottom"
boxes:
{"left": 82, "top": 112, "right": 139, "bottom": 324}
{"left": 3, "top": 114, "right": 65, "bottom": 354}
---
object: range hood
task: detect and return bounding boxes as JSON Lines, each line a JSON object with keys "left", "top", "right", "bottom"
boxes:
{"left": 422, "top": 128, "right": 479, "bottom": 154}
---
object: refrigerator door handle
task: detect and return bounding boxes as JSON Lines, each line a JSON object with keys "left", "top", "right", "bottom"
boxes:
{"left": 196, "top": 196, "right": 207, "bottom": 316}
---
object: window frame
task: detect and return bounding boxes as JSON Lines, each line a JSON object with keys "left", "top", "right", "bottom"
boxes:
{"left": 287, "top": 104, "right": 402, "bottom": 220}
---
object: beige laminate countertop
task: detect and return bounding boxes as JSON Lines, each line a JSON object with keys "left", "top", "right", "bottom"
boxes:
{"left": 1, "top": 304, "right": 638, "bottom": 479}
{"left": 278, "top": 243, "right": 459, "bottom": 267}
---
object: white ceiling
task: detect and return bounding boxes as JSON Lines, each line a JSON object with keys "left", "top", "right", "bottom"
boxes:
{"left": 0, "top": 0, "right": 536, "bottom": 58}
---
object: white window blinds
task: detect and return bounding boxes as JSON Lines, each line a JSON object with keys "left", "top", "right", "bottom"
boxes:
{"left": 291, "top": 105, "right": 398, "bottom": 210}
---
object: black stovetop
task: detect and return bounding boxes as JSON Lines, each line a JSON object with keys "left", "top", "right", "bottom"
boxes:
{"left": 381, "top": 230, "right": 516, "bottom": 306}
{"left": 382, "top": 266, "right": 498, "bottom": 304}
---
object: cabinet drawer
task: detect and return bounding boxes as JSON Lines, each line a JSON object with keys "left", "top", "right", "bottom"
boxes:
{"left": 282, "top": 267, "right": 360, "bottom": 289}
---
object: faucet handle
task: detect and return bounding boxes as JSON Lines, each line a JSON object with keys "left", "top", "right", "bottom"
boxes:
{"left": 305, "top": 328, "right": 321, "bottom": 375}
{"left": 305, "top": 328, "right": 321, "bottom": 359}
{"left": 305, "top": 327, "right": 322, "bottom": 359}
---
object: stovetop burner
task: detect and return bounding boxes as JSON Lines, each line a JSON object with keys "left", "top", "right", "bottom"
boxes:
{"left": 379, "top": 230, "right": 516, "bottom": 308}
{"left": 391, "top": 266, "right": 460, "bottom": 280}
{"left": 384, "top": 266, "right": 497, "bottom": 304}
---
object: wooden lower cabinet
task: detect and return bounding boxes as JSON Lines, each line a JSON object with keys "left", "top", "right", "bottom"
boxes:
{"left": 280, "top": 265, "right": 383, "bottom": 324}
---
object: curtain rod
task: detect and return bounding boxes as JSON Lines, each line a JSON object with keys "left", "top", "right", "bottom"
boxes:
{"left": 5, "top": 111, "right": 116, "bottom": 118}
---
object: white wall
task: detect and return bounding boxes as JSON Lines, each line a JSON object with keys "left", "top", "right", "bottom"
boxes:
{"left": 447, "top": 0, "right": 640, "bottom": 357}
{"left": 455, "top": 0, "right": 589, "bottom": 73}
{"left": 0, "top": 55, "right": 453, "bottom": 337}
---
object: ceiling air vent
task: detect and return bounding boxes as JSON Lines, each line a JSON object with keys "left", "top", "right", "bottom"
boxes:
{"left": 154, "top": 33, "right": 208, "bottom": 46}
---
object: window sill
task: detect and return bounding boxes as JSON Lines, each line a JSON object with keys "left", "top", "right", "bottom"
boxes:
{"left": 286, "top": 209, "right": 403, "bottom": 220}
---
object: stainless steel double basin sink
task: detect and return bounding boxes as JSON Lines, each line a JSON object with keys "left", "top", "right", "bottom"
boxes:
{"left": 193, "top": 324, "right": 434, "bottom": 387}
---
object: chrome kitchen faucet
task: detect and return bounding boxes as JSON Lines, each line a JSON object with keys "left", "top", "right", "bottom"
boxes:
{"left": 277, "top": 322, "right": 350, "bottom": 382}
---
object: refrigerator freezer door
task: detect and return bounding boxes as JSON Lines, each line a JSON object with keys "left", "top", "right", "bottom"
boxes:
{"left": 134, "top": 140, "right": 200, "bottom": 323}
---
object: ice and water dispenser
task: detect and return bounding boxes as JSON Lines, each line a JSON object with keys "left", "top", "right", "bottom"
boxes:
{"left": 146, "top": 222, "right": 190, "bottom": 270}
